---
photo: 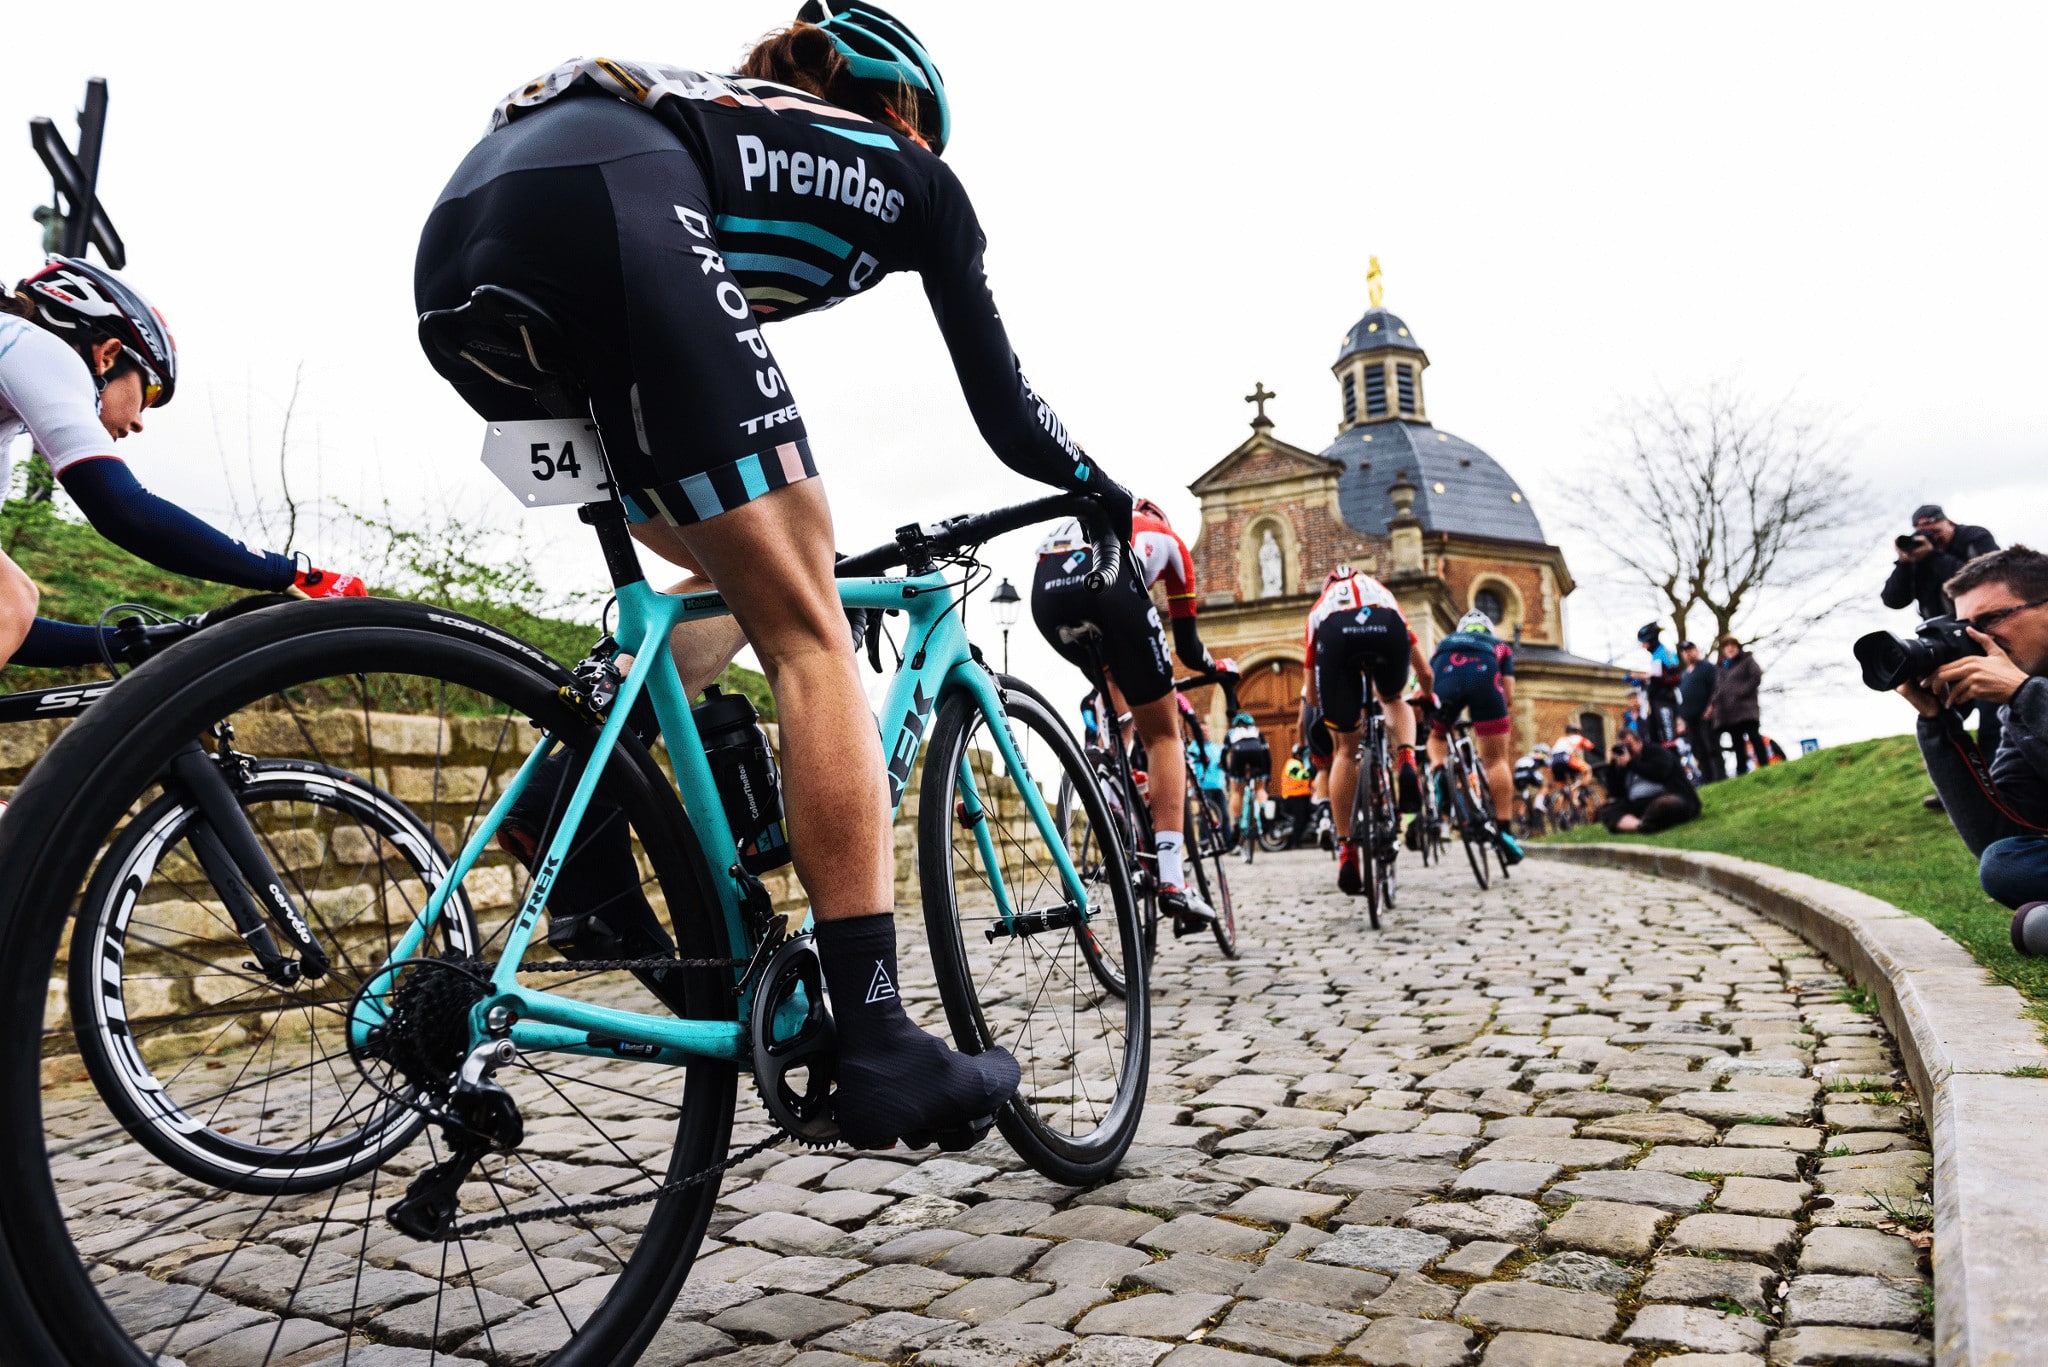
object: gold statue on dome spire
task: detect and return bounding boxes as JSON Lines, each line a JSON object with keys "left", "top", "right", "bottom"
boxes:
{"left": 1367, "top": 256, "right": 1384, "bottom": 309}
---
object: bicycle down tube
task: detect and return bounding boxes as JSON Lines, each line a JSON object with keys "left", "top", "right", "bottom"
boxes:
{"left": 350, "top": 563, "right": 1095, "bottom": 1070}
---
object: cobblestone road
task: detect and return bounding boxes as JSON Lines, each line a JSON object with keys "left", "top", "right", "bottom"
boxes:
{"left": 80, "top": 852, "right": 1937, "bottom": 1366}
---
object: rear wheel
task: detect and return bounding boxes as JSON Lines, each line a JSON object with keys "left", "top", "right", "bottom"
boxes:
{"left": 0, "top": 598, "right": 739, "bottom": 1366}
{"left": 919, "top": 676, "right": 1148, "bottom": 1185}
{"left": 1354, "top": 743, "right": 1382, "bottom": 931}
{"left": 1188, "top": 786, "right": 1237, "bottom": 958}
{"left": 1456, "top": 757, "right": 1493, "bottom": 891}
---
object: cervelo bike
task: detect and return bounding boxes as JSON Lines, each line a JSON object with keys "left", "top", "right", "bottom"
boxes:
{"left": 1342, "top": 689, "right": 1401, "bottom": 927}
{"left": 0, "top": 290, "right": 1147, "bottom": 1366}
{"left": 1441, "top": 717, "right": 1511, "bottom": 890}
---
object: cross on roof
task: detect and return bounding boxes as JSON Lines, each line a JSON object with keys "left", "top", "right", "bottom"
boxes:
{"left": 1245, "top": 381, "right": 1276, "bottom": 429}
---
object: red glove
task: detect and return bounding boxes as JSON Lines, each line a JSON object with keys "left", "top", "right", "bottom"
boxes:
{"left": 294, "top": 566, "right": 368, "bottom": 599}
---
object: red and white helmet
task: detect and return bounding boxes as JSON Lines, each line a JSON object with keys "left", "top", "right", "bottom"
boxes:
{"left": 1133, "top": 496, "right": 1170, "bottom": 527}
{"left": 17, "top": 256, "right": 178, "bottom": 407}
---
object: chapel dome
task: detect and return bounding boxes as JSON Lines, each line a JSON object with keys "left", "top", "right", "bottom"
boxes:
{"left": 1319, "top": 421, "right": 1545, "bottom": 545}
{"left": 1336, "top": 308, "right": 1426, "bottom": 364}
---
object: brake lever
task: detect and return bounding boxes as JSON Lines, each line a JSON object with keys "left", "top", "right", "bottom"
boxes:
{"left": 865, "top": 609, "right": 884, "bottom": 674}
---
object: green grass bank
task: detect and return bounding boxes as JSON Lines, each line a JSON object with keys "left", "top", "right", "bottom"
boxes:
{"left": 0, "top": 497, "right": 774, "bottom": 716}
{"left": 1549, "top": 734, "right": 2048, "bottom": 1015}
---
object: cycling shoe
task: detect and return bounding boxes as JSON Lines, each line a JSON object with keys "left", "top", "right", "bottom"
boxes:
{"left": 1336, "top": 842, "right": 1363, "bottom": 896}
{"left": 1497, "top": 832, "right": 1526, "bottom": 867}
{"left": 2012, "top": 902, "right": 2048, "bottom": 957}
{"left": 1161, "top": 885, "right": 1216, "bottom": 938}
{"left": 817, "top": 913, "right": 1020, "bottom": 1151}
{"left": 1397, "top": 763, "right": 1421, "bottom": 815}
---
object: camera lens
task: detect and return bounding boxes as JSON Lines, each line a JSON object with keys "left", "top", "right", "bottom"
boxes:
{"left": 1854, "top": 631, "right": 1923, "bottom": 691}
{"left": 1895, "top": 534, "right": 1922, "bottom": 552}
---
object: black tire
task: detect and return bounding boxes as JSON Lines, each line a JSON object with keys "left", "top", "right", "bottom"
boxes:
{"left": 919, "top": 675, "right": 1148, "bottom": 1185}
{"left": 1188, "top": 787, "right": 1237, "bottom": 958}
{"left": 0, "top": 598, "right": 736, "bottom": 1366}
{"left": 1355, "top": 744, "right": 1382, "bottom": 930}
{"left": 1456, "top": 759, "right": 1493, "bottom": 891}
{"left": 1055, "top": 759, "right": 1132, "bottom": 1000}
{"left": 69, "top": 759, "right": 481, "bottom": 1193}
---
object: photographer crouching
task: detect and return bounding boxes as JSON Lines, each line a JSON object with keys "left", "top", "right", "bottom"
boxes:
{"left": 1596, "top": 729, "right": 1701, "bottom": 834}
{"left": 1863, "top": 546, "right": 2048, "bottom": 953}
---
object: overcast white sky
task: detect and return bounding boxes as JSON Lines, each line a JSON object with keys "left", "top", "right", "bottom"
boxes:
{"left": 5, "top": 1, "right": 2045, "bottom": 748}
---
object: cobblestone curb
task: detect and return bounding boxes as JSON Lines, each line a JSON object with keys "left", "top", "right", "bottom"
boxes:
{"left": 1528, "top": 841, "right": 2048, "bottom": 1366}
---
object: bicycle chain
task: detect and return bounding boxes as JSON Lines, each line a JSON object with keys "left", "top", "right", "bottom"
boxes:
{"left": 452, "top": 1127, "right": 790, "bottom": 1237}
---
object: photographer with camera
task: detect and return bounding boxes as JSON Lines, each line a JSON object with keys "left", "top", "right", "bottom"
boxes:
{"left": 1595, "top": 729, "right": 1702, "bottom": 835}
{"left": 1884, "top": 505, "right": 2001, "bottom": 785}
{"left": 1866, "top": 546, "right": 2048, "bottom": 953}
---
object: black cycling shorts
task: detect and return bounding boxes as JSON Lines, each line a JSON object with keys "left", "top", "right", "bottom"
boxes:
{"left": 1030, "top": 546, "right": 1173, "bottom": 706}
{"left": 1304, "top": 706, "right": 1333, "bottom": 770}
{"left": 1224, "top": 745, "right": 1271, "bottom": 782}
{"left": 415, "top": 95, "right": 816, "bottom": 527}
{"left": 1314, "top": 607, "right": 1411, "bottom": 733}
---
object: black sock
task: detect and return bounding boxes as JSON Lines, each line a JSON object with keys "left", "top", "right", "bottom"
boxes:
{"left": 813, "top": 913, "right": 1018, "bottom": 1150}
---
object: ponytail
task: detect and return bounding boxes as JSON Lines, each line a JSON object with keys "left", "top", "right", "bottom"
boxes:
{"left": 741, "top": 23, "right": 925, "bottom": 143}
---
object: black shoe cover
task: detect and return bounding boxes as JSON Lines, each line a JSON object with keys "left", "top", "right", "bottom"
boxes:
{"left": 816, "top": 913, "right": 1019, "bottom": 1151}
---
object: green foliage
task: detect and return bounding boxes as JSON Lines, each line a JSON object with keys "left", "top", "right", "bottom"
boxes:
{"left": 1549, "top": 735, "right": 2048, "bottom": 1010}
{"left": 1836, "top": 985, "right": 1879, "bottom": 1015}
{"left": 0, "top": 483, "right": 773, "bottom": 718}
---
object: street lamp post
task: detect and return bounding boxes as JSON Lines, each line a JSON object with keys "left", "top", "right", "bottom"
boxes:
{"left": 991, "top": 578, "right": 1021, "bottom": 674}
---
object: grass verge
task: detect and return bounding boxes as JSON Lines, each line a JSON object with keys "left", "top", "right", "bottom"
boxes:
{"left": 1548, "top": 735, "right": 2048, "bottom": 1015}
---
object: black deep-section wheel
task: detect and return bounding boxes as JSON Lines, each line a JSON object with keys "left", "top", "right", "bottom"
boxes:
{"left": 0, "top": 598, "right": 736, "bottom": 1366}
{"left": 69, "top": 759, "right": 480, "bottom": 1193}
{"left": 1190, "top": 786, "right": 1238, "bottom": 959}
{"left": 918, "top": 675, "right": 1148, "bottom": 1186}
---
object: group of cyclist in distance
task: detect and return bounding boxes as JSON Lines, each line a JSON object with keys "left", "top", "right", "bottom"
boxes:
{"left": 0, "top": 2, "right": 1533, "bottom": 1159}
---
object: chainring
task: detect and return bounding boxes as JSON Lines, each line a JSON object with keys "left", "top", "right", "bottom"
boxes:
{"left": 749, "top": 934, "right": 841, "bottom": 1147}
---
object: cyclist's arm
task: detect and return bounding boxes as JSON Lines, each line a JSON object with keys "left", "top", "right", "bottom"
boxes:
{"left": 919, "top": 163, "right": 1126, "bottom": 516}
{"left": 1501, "top": 672, "right": 1515, "bottom": 709}
{"left": 60, "top": 460, "right": 296, "bottom": 593}
{"left": 10, "top": 617, "right": 119, "bottom": 668}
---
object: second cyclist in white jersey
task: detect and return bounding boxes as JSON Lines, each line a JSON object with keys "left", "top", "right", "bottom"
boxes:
{"left": 1299, "top": 565, "right": 1433, "bottom": 895}
{"left": 1032, "top": 497, "right": 1238, "bottom": 936}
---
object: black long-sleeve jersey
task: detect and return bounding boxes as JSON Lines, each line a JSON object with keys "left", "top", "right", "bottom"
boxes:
{"left": 483, "top": 58, "right": 1114, "bottom": 511}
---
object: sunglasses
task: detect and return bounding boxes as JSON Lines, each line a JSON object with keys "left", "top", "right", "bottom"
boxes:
{"left": 1966, "top": 597, "right": 2048, "bottom": 634}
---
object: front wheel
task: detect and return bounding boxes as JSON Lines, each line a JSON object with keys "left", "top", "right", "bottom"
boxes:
{"left": 919, "top": 675, "right": 1148, "bottom": 1185}
{"left": 0, "top": 598, "right": 739, "bottom": 1366}
{"left": 1188, "top": 783, "right": 1238, "bottom": 958}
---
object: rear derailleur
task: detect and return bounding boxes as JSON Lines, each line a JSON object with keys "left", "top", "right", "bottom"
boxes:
{"left": 388, "top": 1039, "right": 526, "bottom": 1242}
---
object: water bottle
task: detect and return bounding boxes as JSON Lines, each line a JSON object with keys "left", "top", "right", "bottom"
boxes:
{"left": 694, "top": 687, "right": 791, "bottom": 874}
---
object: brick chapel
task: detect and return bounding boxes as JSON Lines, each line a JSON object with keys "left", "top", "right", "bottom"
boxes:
{"left": 1181, "top": 289, "right": 1628, "bottom": 756}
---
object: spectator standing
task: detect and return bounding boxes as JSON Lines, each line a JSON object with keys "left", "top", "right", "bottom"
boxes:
{"left": 1710, "top": 635, "right": 1765, "bottom": 774}
{"left": 1634, "top": 623, "right": 1684, "bottom": 744}
{"left": 1676, "top": 640, "right": 1723, "bottom": 782}
{"left": 1883, "top": 503, "right": 2002, "bottom": 780}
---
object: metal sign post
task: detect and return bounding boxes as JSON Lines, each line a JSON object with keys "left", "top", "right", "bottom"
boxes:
{"left": 29, "top": 78, "right": 125, "bottom": 268}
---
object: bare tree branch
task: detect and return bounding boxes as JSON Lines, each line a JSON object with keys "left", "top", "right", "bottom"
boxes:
{"left": 1561, "top": 379, "right": 1879, "bottom": 657}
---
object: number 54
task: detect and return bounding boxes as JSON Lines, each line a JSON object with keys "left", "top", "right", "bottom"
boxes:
{"left": 529, "top": 441, "right": 584, "bottom": 481}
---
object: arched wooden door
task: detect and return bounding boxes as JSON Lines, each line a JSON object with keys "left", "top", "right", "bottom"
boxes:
{"left": 1239, "top": 658, "right": 1306, "bottom": 755}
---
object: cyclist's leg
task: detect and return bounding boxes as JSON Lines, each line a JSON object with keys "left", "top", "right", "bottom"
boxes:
{"left": 1367, "top": 631, "right": 1418, "bottom": 812}
{"left": 0, "top": 548, "right": 36, "bottom": 665}
{"left": 592, "top": 156, "right": 1011, "bottom": 1146}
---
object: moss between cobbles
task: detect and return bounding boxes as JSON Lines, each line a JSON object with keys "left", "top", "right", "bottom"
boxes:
{"left": 1547, "top": 735, "right": 2048, "bottom": 1017}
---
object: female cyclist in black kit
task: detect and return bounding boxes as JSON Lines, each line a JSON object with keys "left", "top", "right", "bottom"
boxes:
{"left": 414, "top": 4, "right": 1133, "bottom": 1150}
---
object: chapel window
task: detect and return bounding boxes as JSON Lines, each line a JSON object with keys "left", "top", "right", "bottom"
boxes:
{"left": 1396, "top": 362, "right": 1419, "bottom": 416}
{"left": 1363, "top": 364, "right": 1388, "bottom": 417}
{"left": 1475, "top": 588, "right": 1505, "bottom": 624}
{"left": 1342, "top": 374, "right": 1358, "bottom": 425}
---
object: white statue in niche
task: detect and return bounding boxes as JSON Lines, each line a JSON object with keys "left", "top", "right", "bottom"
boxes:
{"left": 1258, "top": 528, "right": 1284, "bottom": 597}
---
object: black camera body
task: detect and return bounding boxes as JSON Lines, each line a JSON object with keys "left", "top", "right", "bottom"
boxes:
{"left": 1895, "top": 532, "right": 1930, "bottom": 553}
{"left": 1854, "top": 614, "right": 1983, "bottom": 691}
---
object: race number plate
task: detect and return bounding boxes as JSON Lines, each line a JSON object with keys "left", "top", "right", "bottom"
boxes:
{"left": 480, "top": 418, "right": 613, "bottom": 507}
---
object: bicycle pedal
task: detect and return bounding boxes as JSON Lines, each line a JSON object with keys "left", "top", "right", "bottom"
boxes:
{"left": 901, "top": 1114, "right": 995, "bottom": 1153}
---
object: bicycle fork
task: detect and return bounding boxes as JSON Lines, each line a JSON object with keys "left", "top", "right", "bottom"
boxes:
{"left": 164, "top": 742, "right": 331, "bottom": 985}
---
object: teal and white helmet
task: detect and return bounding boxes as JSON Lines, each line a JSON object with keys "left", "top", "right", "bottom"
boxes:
{"left": 1457, "top": 610, "right": 1496, "bottom": 635}
{"left": 797, "top": 1, "right": 950, "bottom": 154}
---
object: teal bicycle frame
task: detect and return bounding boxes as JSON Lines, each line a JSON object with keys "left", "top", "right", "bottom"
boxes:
{"left": 349, "top": 561, "right": 1095, "bottom": 1071}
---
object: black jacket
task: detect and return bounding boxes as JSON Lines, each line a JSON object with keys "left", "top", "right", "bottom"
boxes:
{"left": 1614, "top": 742, "right": 1702, "bottom": 815}
{"left": 1918, "top": 676, "right": 2048, "bottom": 854}
{"left": 1678, "top": 660, "right": 1718, "bottom": 724}
{"left": 1882, "top": 523, "right": 1999, "bottom": 620}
